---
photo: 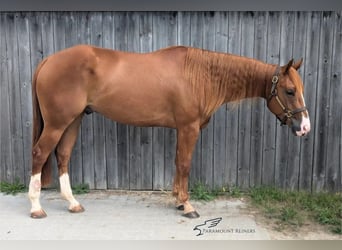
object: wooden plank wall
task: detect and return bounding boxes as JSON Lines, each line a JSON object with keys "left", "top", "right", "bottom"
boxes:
{"left": 0, "top": 11, "right": 341, "bottom": 192}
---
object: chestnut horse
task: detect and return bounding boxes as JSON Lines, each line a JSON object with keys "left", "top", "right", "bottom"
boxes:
{"left": 29, "top": 45, "right": 310, "bottom": 219}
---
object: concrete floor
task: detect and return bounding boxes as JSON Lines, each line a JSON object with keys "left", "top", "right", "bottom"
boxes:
{"left": 0, "top": 190, "right": 270, "bottom": 240}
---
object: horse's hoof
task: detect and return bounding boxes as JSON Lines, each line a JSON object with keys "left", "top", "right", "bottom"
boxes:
{"left": 183, "top": 211, "right": 200, "bottom": 219}
{"left": 69, "top": 204, "right": 85, "bottom": 213}
{"left": 176, "top": 205, "right": 184, "bottom": 211}
{"left": 30, "top": 209, "right": 47, "bottom": 219}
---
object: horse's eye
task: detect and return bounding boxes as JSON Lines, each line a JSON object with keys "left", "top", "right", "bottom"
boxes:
{"left": 286, "top": 89, "right": 295, "bottom": 96}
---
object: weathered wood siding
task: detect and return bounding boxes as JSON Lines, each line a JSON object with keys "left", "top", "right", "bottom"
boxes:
{"left": 0, "top": 11, "right": 341, "bottom": 192}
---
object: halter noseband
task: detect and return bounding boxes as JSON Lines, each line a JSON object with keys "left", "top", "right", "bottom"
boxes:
{"left": 267, "top": 66, "right": 307, "bottom": 126}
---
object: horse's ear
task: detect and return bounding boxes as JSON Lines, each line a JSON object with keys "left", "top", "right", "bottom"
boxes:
{"left": 284, "top": 59, "right": 294, "bottom": 73}
{"left": 293, "top": 58, "right": 303, "bottom": 70}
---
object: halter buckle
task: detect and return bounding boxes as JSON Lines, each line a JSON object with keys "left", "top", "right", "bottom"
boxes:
{"left": 270, "top": 75, "right": 279, "bottom": 97}
{"left": 285, "top": 110, "right": 293, "bottom": 118}
{"left": 272, "top": 75, "right": 279, "bottom": 84}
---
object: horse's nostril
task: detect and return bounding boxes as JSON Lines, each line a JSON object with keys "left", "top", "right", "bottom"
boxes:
{"left": 303, "top": 124, "right": 310, "bottom": 132}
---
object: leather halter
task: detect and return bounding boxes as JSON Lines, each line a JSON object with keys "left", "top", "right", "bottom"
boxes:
{"left": 267, "top": 66, "right": 307, "bottom": 126}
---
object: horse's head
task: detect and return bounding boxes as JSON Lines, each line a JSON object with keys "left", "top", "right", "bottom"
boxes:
{"left": 267, "top": 59, "right": 310, "bottom": 136}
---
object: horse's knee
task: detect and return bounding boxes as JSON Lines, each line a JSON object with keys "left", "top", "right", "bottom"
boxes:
{"left": 177, "top": 162, "right": 191, "bottom": 176}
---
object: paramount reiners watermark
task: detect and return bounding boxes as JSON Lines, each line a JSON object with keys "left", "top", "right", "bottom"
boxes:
{"left": 203, "top": 228, "right": 256, "bottom": 234}
{"left": 193, "top": 217, "right": 256, "bottom": 236}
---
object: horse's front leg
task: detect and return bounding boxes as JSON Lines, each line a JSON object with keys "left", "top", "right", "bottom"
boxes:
{"left": 172, "top": 170, "right": 184, "bottom": 210}
{"left": 174, "top": 123, "right": 200, "bottom": 218}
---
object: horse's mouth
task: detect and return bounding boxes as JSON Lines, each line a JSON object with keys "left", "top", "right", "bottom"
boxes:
{"left": 295, "top": 130, "right": 307, "bottom": 137}
{"left": 291, "top": 117, "right": 311, "bottom": 137}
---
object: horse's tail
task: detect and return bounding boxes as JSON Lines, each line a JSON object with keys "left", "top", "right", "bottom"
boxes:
{"left": 32, "top": 57, "right": 52, "bottom": 187}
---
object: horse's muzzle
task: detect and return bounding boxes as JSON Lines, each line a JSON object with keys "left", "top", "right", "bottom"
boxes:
{"left": 291, "top": 116, "right": 311, "bottom": 136}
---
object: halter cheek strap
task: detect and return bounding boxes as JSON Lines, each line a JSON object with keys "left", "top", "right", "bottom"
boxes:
{"left": 267, "top": 66, "right": 307, "bottom": 126}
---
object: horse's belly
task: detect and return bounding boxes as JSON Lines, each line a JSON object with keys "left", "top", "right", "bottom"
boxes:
{"left": 100, "top": 105, "right": 176, "bottom": 128}
{"left": 91, "top": 87, "right": 177, "bottom": 128}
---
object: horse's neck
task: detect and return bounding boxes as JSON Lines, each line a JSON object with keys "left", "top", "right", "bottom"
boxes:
{"left": 184, "top": 48, "right": 276, "bottom": 117}
{"left": 223, "top": 55, "right": 276, "bottom": 102}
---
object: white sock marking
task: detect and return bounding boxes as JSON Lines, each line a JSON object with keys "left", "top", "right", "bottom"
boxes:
{"left": 28, "top": 173, "right": 42, "bottom": 213}
{"left": 59, "top": 173, "right": 80, "bottom": 209}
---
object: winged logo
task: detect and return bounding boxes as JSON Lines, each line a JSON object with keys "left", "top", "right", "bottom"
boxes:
{"left": 193, "top": 217, "right": 223, "bottom": 236}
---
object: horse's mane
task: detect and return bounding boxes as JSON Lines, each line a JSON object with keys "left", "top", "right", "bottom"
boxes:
{"left": 184, "top": 48, "right": 245, "bottom": 117}
{"left": 184, "top": 47, "right": 268, "bottom": 117}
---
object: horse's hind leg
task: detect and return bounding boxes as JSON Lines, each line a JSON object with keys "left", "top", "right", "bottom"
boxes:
{"left": 29, "top": 126, "right": 66, "bottom": 218}
{"left": 55, "top": 115, "right": 84, "bottom": 213}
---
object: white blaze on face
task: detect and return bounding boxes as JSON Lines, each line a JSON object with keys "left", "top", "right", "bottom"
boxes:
{"left": 296, "top": 116, "right": 311, "bottom": 136}
{"left": 296, "top": 94, "right": 311, "bottom": 136}
{"left": 28, "top": 173, "right": 42, "bottom": 213}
